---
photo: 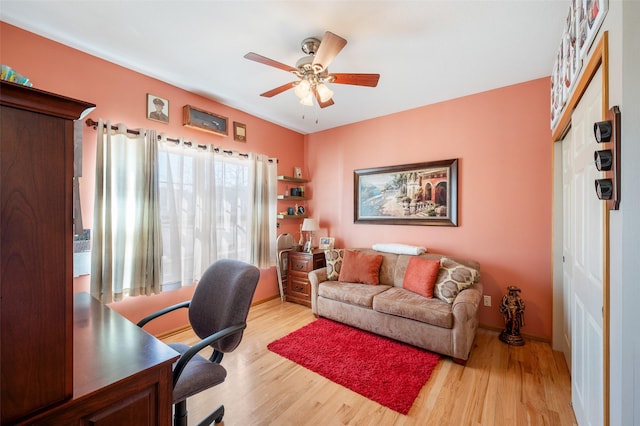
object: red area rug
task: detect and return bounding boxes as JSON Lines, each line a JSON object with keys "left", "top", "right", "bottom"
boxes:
{"left": 267, "top": 318, "right": 439, "bottom": 414}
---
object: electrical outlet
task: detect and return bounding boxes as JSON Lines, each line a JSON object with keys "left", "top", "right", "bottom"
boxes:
{"left": 483, "top": 295, "right": 491, "bottom": 307}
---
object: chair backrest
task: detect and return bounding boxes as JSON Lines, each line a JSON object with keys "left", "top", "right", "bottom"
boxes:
{"left": 189, "top": 259, "right": 260, "bottom": 353}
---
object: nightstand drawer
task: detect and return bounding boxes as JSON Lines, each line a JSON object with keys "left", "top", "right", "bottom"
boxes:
{"left": 286, "top": 250, "right": 326, "bottom": 308}
{"left": 288, "top": 276, "right": 310, "bottom": 299}
{"left": 290, "top": 255, "right": 313, "bottom": 272}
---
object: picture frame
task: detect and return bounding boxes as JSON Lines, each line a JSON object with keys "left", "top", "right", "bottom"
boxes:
{"left": 233, "top": 121, "right": 247, "bottom": 142}
{"left": 354, "top": 159, "right": 458, "bottom": 226}
{"left": 319, "top": 237, "right": 335, "bottom": 250}
{"left": 303, "top": 241, "right": 312, "bottom": 253}
{"left": 183, "top": 105, "right": 228, "bottom": 136}
{"left": 147, "top": 94, "right": 169, "bottom": 124}
{"left": 294, "top": 167, "right": 303, "bottom": 178}
{"left": 577, "top": 0, "right": 608, "bottom": 60}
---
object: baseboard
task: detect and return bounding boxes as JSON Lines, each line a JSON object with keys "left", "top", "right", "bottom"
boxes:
{"left": 478, "top": 323, "right": 551, "bottom": 343}
{"left": 251, "top": 294, "right": 281, "bottom": 306}
{"left": 155, "top": 295, "right": 281, "bottom": 340}
{"left": 156, "top": 324, "right": 193, "bottom": 340}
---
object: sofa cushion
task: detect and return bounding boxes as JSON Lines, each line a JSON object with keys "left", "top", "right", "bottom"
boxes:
{"left": 434, "top": 257, "right": 480, "bottom": 304}
{"left": 324, "top": 248, "right": 344, "bottom": 281}
{"left": 338, "top": 250, "right": 384, "bottom": 285}
{"left": 373, "top": 287, "right": 453, "bottom": 329}
{"left": 402, "top": 257, "right": 440, "bottom": 298}
{"left": 318, "top": 281, "right": 391, "bottom": 308}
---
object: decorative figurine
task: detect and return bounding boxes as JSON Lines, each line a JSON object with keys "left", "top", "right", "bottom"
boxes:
{"left": 499, "top": 285, "right": 525, "bottom": 346}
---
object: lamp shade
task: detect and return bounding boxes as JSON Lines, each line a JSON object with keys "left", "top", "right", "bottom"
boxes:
{"left": 301, "top": 218, "right": 319, "bottom": 232}
{"left": 316, "top": 83, "right": 334, "bottom": 102}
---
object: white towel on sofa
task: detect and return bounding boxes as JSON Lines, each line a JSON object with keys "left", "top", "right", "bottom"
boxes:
{"left": 372, "top": 243, "right": 427, "bottom": 255}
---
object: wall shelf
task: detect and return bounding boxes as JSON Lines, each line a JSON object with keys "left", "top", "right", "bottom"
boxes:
{"left": 277, "top": 195, "right": 307, "bottom": 201}
{"left": 278, "top": 175, "right": 308, "bottom": 183}
{"left": 277, "top": 214, "right": 307, "bottom": 220}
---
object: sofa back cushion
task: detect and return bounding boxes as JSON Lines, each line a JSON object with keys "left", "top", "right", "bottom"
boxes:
{"left": 338, "top": 250, "right": 384, "bottom": 285}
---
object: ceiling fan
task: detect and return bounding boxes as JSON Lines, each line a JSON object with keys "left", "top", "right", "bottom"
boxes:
{"left": 244, "top": 31, "right": 380, "bottom": 108}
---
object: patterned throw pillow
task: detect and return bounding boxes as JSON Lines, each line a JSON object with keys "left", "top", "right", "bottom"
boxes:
{"left": 324, "top": 249, "right": 344, "bottom": 281}
{"left": 433, "top": 257, "right": 480, "bottom": 304}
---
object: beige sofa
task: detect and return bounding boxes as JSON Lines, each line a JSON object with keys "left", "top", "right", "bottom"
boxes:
{"left": 308, "top": 248, "right": 483, "bottom": 364}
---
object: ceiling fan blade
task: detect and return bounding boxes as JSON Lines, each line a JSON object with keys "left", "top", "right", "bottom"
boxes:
{"left": 313, "top": 86, "right": 335, "bottom": 108}
{"left": 312, "top": 31, "right": 347, "bottom": 72}
{"left": 330, "top": 73, "right": 380, "bottom": 87}
{"left": 260, "top": 82, "right": 297, "bottom": 98}
{"left": 244, "top": 52, "right": 297, "bottom": 73}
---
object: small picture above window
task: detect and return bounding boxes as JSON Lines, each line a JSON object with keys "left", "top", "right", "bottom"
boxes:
{"left": 147, "top": 93, "right": 169, "bottom": 124}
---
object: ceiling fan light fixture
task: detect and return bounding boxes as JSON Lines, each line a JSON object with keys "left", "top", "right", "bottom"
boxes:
{"left": 300, "top": 93, "right": 314, "bottom": 106}
{"left": 316, "top": 83, "right": 334, "bottom": 102}
{"left": 294, "top": 79, "right": 311, "bottom": 99}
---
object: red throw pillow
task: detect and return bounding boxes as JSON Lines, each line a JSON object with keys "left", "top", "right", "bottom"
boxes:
{"left": 403, "top": 257, "right": 440, "bottom": 298}
{"left": 338, "top": 250, "right": 383, "bottom": 285}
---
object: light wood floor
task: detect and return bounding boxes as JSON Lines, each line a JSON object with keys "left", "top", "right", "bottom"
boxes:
{"left": 162, "top": 299, "right": 577, "bottom": 426}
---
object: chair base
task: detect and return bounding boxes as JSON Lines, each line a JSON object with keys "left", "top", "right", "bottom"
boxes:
{"left": 198, "top": 404, "right": 224, "bottom": 425}
{"left": 174, "top": 400, "right": 224, "bottom": 426}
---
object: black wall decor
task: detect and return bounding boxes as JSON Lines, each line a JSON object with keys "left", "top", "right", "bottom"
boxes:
{"left": 593, "top": 105, "right": 621, "bottom": 210}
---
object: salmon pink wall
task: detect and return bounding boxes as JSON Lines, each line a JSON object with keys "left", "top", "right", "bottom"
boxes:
{"left": 306, "top": 79, "right": 553, "bottom": 339}
{"left": 1, "top": 22, "right": 304, "bottom": 335}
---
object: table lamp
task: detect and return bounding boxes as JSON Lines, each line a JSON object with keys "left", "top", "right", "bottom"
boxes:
{"left": 301, "top": 218, "right": 319, "bottom": 252}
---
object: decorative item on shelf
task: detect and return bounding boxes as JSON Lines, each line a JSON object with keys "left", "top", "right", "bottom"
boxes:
{"left": 301, "top": 218, "right": 319, "bottom": 253}
{"left": 287, "top": 207, "right": 295, "bottom": 215}
{"left": 1, "top": 65, "right": 32, "bottom": 86}
{"left": 294, "top": 167, "right": 303, "bottom": 178}
{"left": 499, "top": 285, "right": 525, "bottom": 346}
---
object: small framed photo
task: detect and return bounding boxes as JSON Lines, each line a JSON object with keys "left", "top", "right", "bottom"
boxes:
{"left": 303, "top": 241, "right": 312, "bottom": 253}
{"left": 319, "top": 237, "right": 335, "bottom": 250}
{"left": 233, "top": 122, "right": 247, "bottom": 142}
{"left": 147, "top": 94, "right": 169, "bottom": 124}
{"left": 294, "top": 167, "right": 303, "bottom": 178}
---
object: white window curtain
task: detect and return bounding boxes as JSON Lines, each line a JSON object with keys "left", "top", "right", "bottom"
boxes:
{"left": 250, "top": 153, "right": 277, "bottom": 268}
{"left": 91, "top": 120, "right": 162, "bottom": 303}
{"left": 158, "top": 142, "right": 277, "bottom": 288}
{"left": 157, "top": 139, "right": 217, "bottom": 289}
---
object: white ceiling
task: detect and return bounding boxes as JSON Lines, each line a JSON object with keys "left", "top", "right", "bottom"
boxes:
{"left": 0, "top": 1, "right": 569, "bottom": 134}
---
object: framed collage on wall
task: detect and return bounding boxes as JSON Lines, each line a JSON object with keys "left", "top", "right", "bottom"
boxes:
{"left": 551, "top": 0, "right": 608, "bottom": 130}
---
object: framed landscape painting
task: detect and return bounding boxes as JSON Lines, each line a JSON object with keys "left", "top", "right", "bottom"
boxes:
{"left": 354, "top": 159, "right": 458, "bottom": 226}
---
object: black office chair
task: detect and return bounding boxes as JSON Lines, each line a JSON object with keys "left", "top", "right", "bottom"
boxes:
{"left": 138, "top": 259, "right": 260, "bottom": 426}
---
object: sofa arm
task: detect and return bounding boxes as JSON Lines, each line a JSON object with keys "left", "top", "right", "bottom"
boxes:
{"left": 451, "top": 282, "right": 483, "bottom": 361}
{"left": 308, "top": 267, "right": 327, "bottom": 315}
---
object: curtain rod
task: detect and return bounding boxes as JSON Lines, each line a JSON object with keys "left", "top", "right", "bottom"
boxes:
{"left": 84, "top": 118, "right": 267, "bottom": 160}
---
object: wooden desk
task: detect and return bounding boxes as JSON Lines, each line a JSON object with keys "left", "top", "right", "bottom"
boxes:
{"left": 19, "top": 293, "right": 178, "bottom": 425}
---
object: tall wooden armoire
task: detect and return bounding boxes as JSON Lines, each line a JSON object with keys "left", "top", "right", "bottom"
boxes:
{"left": 0, "top": 80, "right": 95, "bottom": 424}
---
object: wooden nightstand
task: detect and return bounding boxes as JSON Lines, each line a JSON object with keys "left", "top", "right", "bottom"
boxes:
{"left": 287, "top": 250, "right": 326, "bottom": 307}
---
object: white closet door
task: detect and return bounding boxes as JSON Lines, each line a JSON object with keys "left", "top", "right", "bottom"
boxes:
{"left": 563, "top": 66, "right": 604, "bottom": 426}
